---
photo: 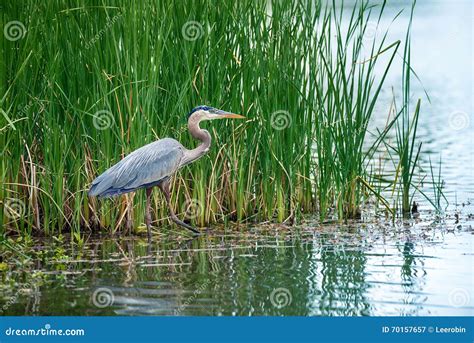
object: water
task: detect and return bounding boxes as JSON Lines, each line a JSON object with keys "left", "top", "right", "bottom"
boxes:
{"left": 1, "top": 1, "right": 473, "bottom": 317}
{"left": 1, "top": 219, "right": 473, "bottom": 316}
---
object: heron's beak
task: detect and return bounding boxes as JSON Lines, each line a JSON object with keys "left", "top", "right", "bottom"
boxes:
{"left": 212, "top": 108, "right": 245, "bottom": 119}
{"left": 220, "top": 113, "right": 245, "bottom": 119}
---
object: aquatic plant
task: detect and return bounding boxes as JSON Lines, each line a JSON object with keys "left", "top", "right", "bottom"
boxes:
{"left": 0, "top": 0, "right": 318, "bottom": 235}
{"left": 415, "top": 155, "right": 448, "bottom": 215}
{"left": 1, "top": 0, "right": 423, "bottom": 236}
{"left": 387, "top": 2, "right": 423, "bottom": 215}
{"left": 311, "top": 1, "right": 400, "bottom": 219}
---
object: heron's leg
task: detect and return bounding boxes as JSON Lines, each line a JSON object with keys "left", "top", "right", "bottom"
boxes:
{"left": 145, "top": 187, "right": 153, "bottom": 239}
{"left": 158, "top": 180, "right": 200, "bottom": 235}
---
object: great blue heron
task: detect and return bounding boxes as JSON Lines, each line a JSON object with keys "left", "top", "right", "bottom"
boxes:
{"left": 88, "top": 105, "right": 245, "bottom": 237}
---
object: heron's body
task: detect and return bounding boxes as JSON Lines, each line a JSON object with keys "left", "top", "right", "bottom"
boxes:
{"left": 89, "top": 138, "right": 186, "bottom": 198}
{"left": 88, "top": 105, "right": 244, "bottom": 237}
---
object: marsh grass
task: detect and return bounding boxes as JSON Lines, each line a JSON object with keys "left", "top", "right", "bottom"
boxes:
{"left": 384, "top": 2, "right": 428, "bottom": 215}
{"left": 1, "top": 0, "right": 436, "bottom": 237}
{"left": 310, "top": 1, "right": 401, "bottom": 220}
{"left": 415, "top": 155, "right": 448, "bottom": 215}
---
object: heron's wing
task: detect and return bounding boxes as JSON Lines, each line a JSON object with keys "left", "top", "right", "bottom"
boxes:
{"left": 89, "top": 138, "right": 184, "bottom": 197}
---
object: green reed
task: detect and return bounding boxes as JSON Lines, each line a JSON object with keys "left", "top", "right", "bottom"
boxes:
{"left": 310, "top": 1, "right": 400, "bottom": 220}
{"left": 387, "top": 2, "right": 423, "bottom": 215}
{"left": 1, "top": 0, "right": 422, "bottom": 237}
{"left": 415, "top": 155, "right": 448, "bottom": 215}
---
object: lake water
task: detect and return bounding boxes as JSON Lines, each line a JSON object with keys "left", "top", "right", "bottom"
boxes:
{"left": 1, "top": 1, "right": 473, "bottom": 317}
{"left": 1, "top": 220, "right": 473, "bottom": 316}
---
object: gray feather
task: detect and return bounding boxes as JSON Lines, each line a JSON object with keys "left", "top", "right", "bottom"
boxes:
{"left": 89, "top": 138, "right": 185, "bottom": 197}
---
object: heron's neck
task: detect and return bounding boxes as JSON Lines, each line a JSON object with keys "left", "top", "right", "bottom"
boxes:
{"left": 182, "top": 119, "right": 211, "bottom": 165}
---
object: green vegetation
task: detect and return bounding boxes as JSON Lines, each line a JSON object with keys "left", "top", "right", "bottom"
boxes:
{"left": 415, "top": 155, "right": 448, "bottom": 215}
{"left": 1, "top": 0, "right": 440, "bottom": 237}
{"left": 311, "top": 1, "right": 400, "bottom": 220}
{"left": 388, "top": 3, "right": 421, "bottom": 214}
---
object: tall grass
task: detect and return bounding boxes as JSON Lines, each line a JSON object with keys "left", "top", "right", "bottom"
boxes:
{"left": 386, "top": 2, "right": 424, "bottom": 215}
{"left": 1, "top": 0, "right": 427, "bottom": 237}
{"left": 394, "top": 4, "right": 418, "bottom": 214}
{"left": 310, "top": 1, "right": 400, "bottom": 220}
{"left": 415, "top": 155, "right": 448, "bottom": 215}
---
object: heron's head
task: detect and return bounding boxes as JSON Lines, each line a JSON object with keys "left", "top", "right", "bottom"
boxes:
{"left": 187, "top": 105, "right": 245, "bottom": 122}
